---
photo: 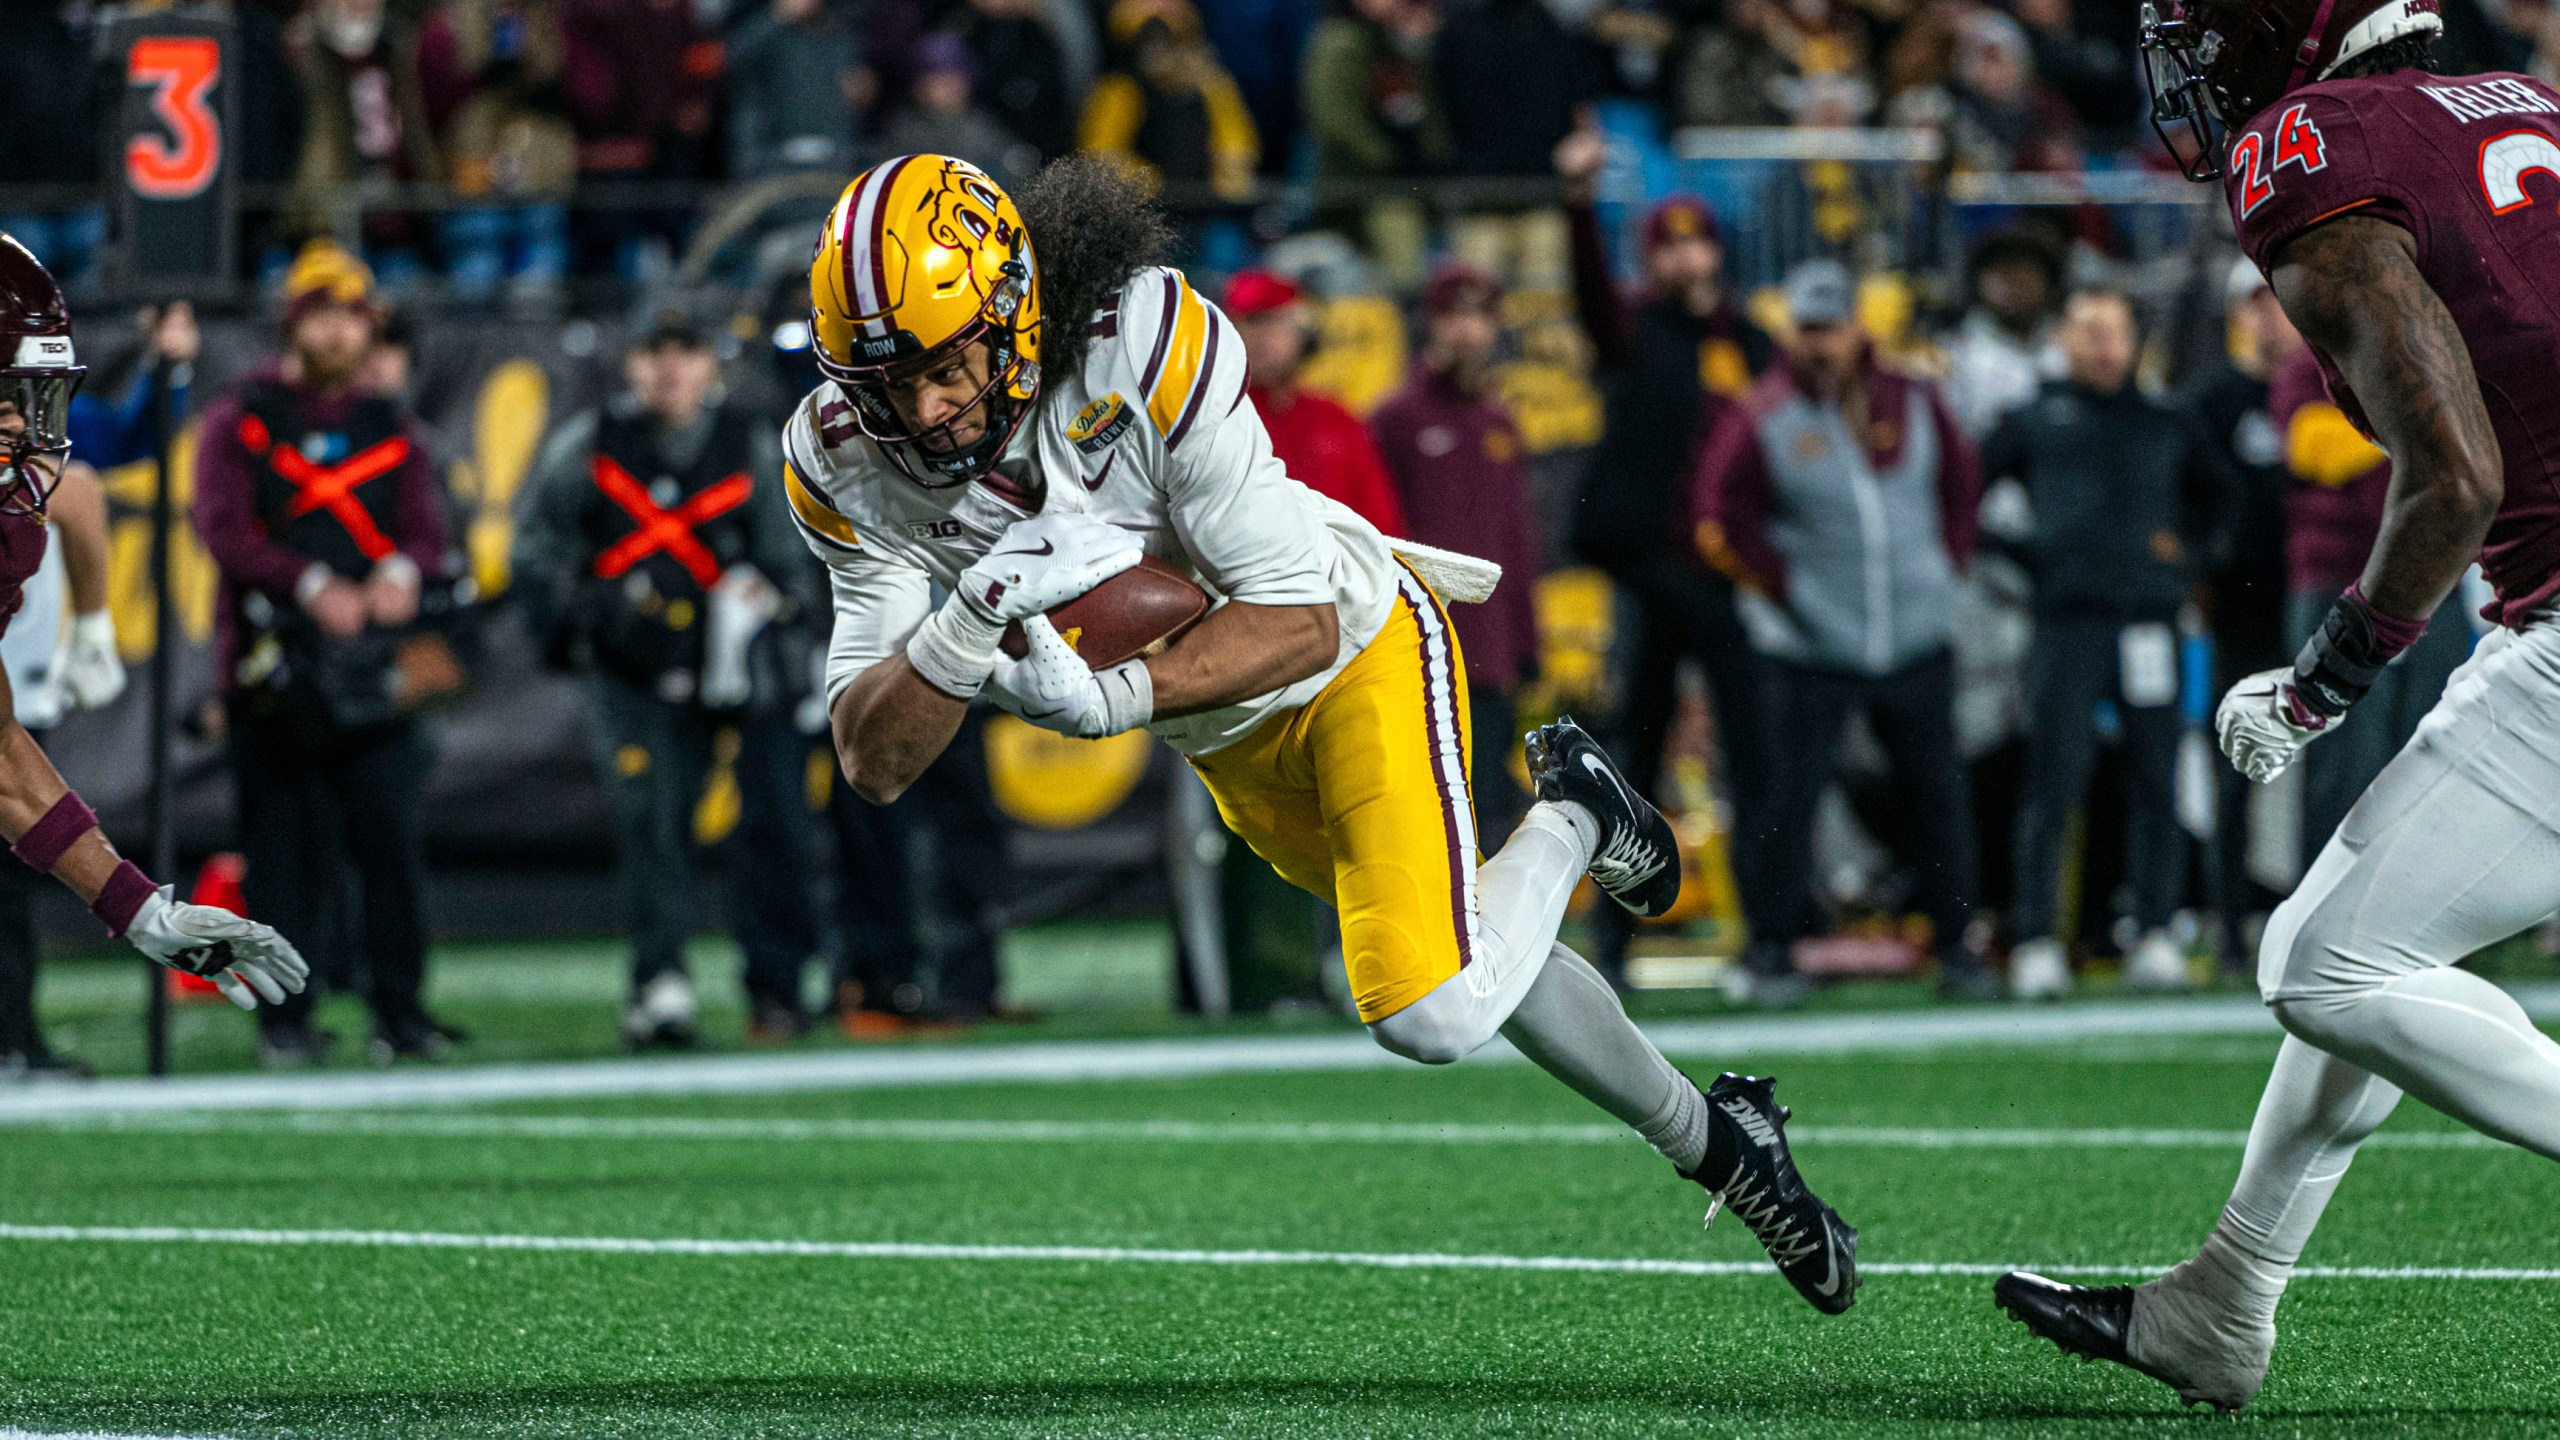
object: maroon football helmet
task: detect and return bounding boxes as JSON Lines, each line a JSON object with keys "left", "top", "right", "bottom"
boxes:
{"left": 2143, "top": 0, "right": 2445, "bottom": 179}
{"left": 0, "top": 235, "right": 83, "bottom": 516}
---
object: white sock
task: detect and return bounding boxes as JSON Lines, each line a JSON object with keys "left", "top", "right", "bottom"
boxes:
{"left": 1499, "top": 944, "right": 1706, "bottom": 1171}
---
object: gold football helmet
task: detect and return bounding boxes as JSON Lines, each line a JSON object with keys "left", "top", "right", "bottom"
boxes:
{"left": 809, "top": 155, "right": 1042, "bottom": 487}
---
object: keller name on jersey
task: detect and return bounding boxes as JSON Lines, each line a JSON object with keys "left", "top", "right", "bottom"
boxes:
{"left": 2417, "top": 77, "right": 2558, "bottom": 123}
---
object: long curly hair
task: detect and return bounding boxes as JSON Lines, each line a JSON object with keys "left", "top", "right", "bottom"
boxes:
{"left": 1018, "top": 155, "right": 1176, "bottom": 390}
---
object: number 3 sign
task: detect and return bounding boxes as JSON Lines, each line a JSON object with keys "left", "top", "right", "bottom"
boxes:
{"left": 104, "top": 6, "right": 239, "bottom": 300}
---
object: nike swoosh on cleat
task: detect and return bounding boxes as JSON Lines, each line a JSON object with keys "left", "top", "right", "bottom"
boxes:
{"left": 1810, "top": 1243, "right": 1843, "bottom": 1297}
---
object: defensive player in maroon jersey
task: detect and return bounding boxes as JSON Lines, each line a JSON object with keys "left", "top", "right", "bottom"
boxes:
{"left": 1995, "top": 0, "right": 2560, "bottom": 1411}
{"left": 0, "top": 236, "right": 304, "bottom": 1012}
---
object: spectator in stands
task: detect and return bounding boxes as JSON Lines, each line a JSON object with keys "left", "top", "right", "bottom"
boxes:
{"left": 1081, "top": 1, "right": 1260, "bottom": 203}
{"left": 513, "top": 311, "right": 816, "bottom": 1046}
{"left": 285, "top": 0, "right": 442, "bottom": 289}
{"left": 1201, "top": 0, "right": 1318, "bottom": 175}
{"left": 952, "top": 0, "right": 1077, "bottom": 165}
{"left": 562, "top": 0, "right": 719, "bottom": 279}
{"left": 1884, "top": 7, "right": 2056, "bottom": 174}
{"left": 192, "top": 243, "right": 458, "bottom": 1068}
{"left": 2012, "top": 0, "right": 2142, "bottom": 140}
{"left": 726, "top": 0, "right": 864, "bottom": 180}
{"left": 2269, "top": 341, "right": 2472, "bottom": 866}
{"left": 2188, "top": 257, "right": 2298, "bottom": 969}
{"left": 0, "top": 4, "right": 104, "bottom": 299}
{"left": 1229, "top": 269, "right": 1409, "bottom": 536}
{"left": 1438, "top": 0, "right": 1593, "bottom": 179}
{"left": 418, "top": 0, "right": 576, "bottom": 312}
{"left": 1941, "top": 230, "right": 2064, "bottom": 440}
{"left": 881, "top": 33, "right": 1039, "bottom": 185}
{"left": 1696, "top": 258, "right": 1989, "bottom": 1005}
{"left": 1673, "top": 0, "right": 1795, "bottom": 128}
{"left": 1371, "top": 264, "right": 1545, "bottom": 841}
{"left": 1304, "top": 0, "right": 1451, "bottom": 181}
{"left": 1988, "top": 288, "right": 2225, "bottom": 1000}
{"left": 1560, "top": 124, "right": 1775, "bottom": 984}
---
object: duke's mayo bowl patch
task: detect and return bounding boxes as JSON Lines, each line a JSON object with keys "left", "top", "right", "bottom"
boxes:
{"left": 1069, "top": 392, "right": 1136, "bottom": 454}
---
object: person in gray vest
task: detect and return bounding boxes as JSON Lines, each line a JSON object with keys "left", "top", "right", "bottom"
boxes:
{"left": 515, "top": 311, "right": 818, "bottom": 1047}
{"left": 1693, "top": 259, "right": 1991, "bottom": 1004}
{"left": 1985, "top": 288, "right": 2229, "bottom": 1000}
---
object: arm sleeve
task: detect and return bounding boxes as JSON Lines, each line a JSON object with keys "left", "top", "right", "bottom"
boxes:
{"left": 1129, "top": 273, "right": 1337, "bottom": 608}
{"left": 1693, "top": 407, "right": 1785, "bottom": 595}
{"left": 190, "top": 396, "right": 320, "bottom": 602}
{"left": 1927, "top": 384, "right": 1981, "bottom": 571}
{"left": 824, "top": 553, "right": 934, "bottom": 704}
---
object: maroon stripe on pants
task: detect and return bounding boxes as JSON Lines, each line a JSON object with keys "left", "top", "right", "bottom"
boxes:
{"left": 1401, "top": 574, "right": 1475, "bottom": 970}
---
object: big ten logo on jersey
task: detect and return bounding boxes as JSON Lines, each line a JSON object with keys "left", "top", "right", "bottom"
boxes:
{"left": 906, "top": 519, "right": 964, "bottom": 541}
{"left": 2234, "top": 104, "right": 2330, "bottom": 217}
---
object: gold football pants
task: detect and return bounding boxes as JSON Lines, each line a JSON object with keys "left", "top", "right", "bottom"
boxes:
{"left": 1189, "top": 570, "right": 1481, "bottom": 1023}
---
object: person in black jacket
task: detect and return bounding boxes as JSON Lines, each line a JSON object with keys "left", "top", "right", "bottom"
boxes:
{"left": 514, "top": 312, "right": 818, "bottom": 1047}
{"left": 1559, "top": 126, "right": 1775, "bottom": 982}
{"left": 1986, "top": 288, "right": 2229, "bottom": 1000}
{"left": 2185, "top": 258, "right": 2299, "bottom": 973}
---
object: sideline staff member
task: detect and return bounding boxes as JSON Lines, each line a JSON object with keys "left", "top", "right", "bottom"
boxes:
{"left": 515, "top": 311, "right": 813, "bottom": 1047}
{"left": 194, "top": 242, "right": 455, "bottom": 1067}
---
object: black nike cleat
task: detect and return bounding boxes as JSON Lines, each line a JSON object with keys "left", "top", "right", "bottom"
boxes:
{"left": 1688, "top": 1072, "right": 1859, "bottom": 1314}
{"left": 1525, "top": 716, "right": 1682, "bottom": 917}
{"left": 1994, "top": 1271, "right": 2259, "bottom": 1412}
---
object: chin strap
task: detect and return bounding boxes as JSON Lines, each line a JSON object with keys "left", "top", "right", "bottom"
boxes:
{"left": 2286, "top": 0, "right": 2345, "bottom": 94}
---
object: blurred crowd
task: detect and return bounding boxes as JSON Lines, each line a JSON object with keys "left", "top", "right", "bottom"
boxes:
{"left": 30, "top": 0, "right": 2560, "bottom": 297}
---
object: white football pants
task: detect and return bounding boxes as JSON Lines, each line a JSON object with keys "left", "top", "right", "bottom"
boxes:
{"left": 2215, "top": 616, "right": 2560, "bottom": 1273}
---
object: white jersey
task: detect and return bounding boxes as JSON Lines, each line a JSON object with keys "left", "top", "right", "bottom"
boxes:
{"left": 784, "top": 265, "right": 1400, "bottom": 756}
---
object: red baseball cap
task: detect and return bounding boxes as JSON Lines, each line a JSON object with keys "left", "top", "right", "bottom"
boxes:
{"left": 1641, "top": 195, "right": 1723, "bottom": 251}
{"left": 1223, "top": 269, "right": 1303, "bottom": 319}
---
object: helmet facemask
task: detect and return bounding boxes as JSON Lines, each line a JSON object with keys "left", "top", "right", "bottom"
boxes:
{"left": 815, "top": 255, "right": 1039, "bottom": 490}
{"left": 2142, "top": 3, "right": 2228, "bottom": 181}
{"left": 0, "top": 364, "right": 82, "bottom": 517}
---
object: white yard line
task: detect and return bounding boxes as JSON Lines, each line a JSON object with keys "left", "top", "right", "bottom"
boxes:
{"left": 0, "top": 1432, "right": 247, "bottom": 1440}
{"left": 0, "top": 1222, "right": 2551, "bottom": 1282}
{"left": 0, "top": 1110, "right": 2507, "bottom": 1152}
{"left": 3, "top": 985, "right": 2553, "bottom": 1120}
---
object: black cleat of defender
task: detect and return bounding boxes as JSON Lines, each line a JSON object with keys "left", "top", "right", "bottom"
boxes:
{"left": 1689, "top": 1072, "right": 1860, "bottom": 1314}
{"left": 1991, "top": 1272, "right": 2217, "bottom": 1405}
{"left": 1525, "top": 716, "right": 1682, "bottom": 917}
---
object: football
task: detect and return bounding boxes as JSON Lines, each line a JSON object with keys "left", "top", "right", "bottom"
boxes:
{"left": 999, "top": 554, "right": 1211, "bottom": 668}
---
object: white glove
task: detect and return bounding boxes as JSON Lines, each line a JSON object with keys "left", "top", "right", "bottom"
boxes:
{"left": 126, "top": 885, "right": 310, "bottom": 1012}
{"left": 907, "top": 514, "right": 1142, "bottom": 699}
{"left": 994, "top": 615, "right": 1153, "bottom": 739}
{"left": 60, "top": 610, "right": 126, "bottom": 711}
{"left": 2215, "top": 666, "right": 2333, "bottom": 784}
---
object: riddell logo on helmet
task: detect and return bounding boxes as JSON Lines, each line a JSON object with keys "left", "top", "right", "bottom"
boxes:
{"left": 856, "top": 336, "right": 902, "bottom": 361}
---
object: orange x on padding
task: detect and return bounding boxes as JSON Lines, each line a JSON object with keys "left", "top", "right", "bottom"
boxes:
{"left": 591, "top": 455, "right": 753, "bottom": 589}
{"left": 236, "top": 414, "right": 410, "bottom": 563}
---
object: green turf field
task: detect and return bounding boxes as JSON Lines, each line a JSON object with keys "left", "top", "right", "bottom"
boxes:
{"left": 4, "top": 1024, "right": 2558, "bottom": 1438}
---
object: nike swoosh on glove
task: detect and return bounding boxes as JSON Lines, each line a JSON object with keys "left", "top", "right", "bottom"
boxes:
{"left": 2215, "top": 667, "right": 2332, "bottom": 784}
{"left": 994, "top": 615, "right": 1152, "bottom": 739}
{"left": 957, "top": 514, "right": 1144, "bottom": 624}
{"left": 125, "top": 886, "right": 311, "bottom": 1011}
{"left": 60, "top": 610, "right": 127, "bottom": 710}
